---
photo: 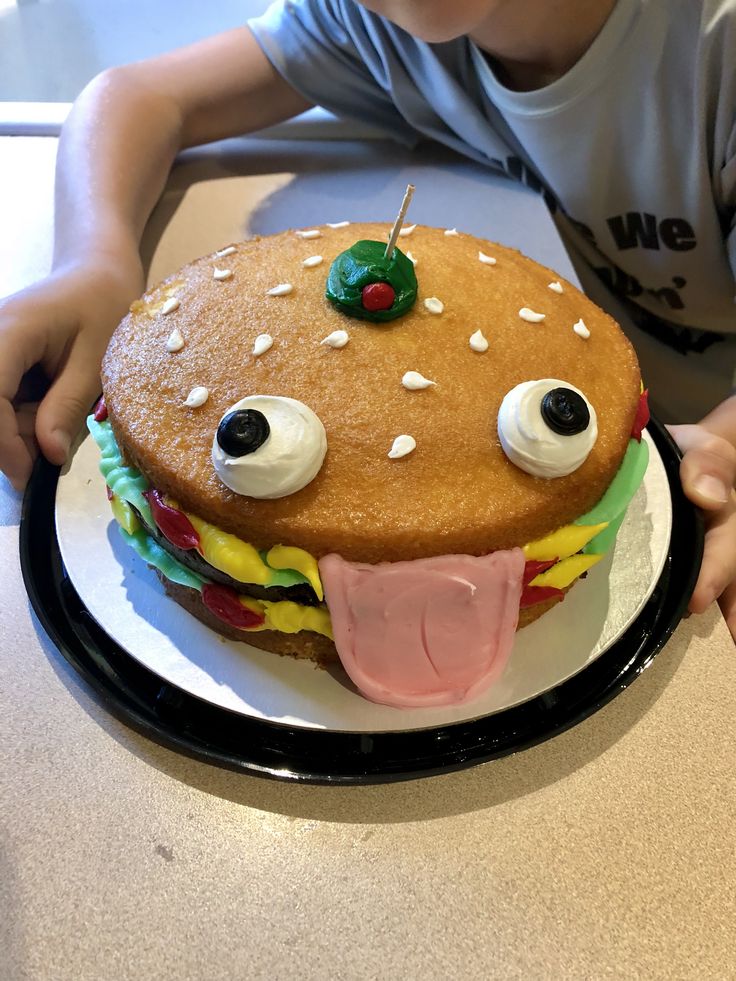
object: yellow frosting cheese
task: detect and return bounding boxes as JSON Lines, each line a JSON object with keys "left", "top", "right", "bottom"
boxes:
{"left": 266, "top": 545, "right": 324, "bottom": 601}
{"left": 523, "top": 521, "right": 609, "bottom": 562}
{"left": 529, "top": 552, "right": 603, "bottom": 590}
{"left": 239, "top": 595, "right": 334, "bottom": 639}
{"left": 110, "top": 494, "right": 141, "bottom": 536}
{"left": 179, "top": 505, "right": 273, "bottom": 585}
{"left": 164, "top": 496, "right": 326, "bottom": 597}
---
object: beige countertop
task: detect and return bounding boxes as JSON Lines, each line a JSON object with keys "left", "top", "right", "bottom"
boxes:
{"left": 1, "top": 133, "right": 735, "bottom": 981}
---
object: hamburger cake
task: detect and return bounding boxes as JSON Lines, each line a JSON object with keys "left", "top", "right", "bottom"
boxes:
{"left": 88, "top": 215, "right": 650, "bottom": 709}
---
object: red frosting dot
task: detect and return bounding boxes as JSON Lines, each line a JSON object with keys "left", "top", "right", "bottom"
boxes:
{"left": 362, "top": 281, "right": 395, "bottom": 311}
{"left": 144, "top": 488, "right": 201, "bottom": 551}
{"left": 93, "top": 397, "right": 108, "bottom": 422}
{"left": 631, "top": 389, "right": 650, "bottom": 442}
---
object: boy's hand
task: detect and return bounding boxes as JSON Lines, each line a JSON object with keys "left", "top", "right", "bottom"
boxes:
{"left": 0, "top": 259, "right": 143, "bottom": 491}
{"left": 668, "top": 424, "right": 736, "bottom": 640}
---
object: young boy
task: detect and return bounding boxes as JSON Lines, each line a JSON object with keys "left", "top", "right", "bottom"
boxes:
{"left": 1, "top": 0, "right": 735, "bottom": 634}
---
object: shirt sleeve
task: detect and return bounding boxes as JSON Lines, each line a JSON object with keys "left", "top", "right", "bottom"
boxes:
{"left": 247, "top": 0, "right": 420, "bottom": 146}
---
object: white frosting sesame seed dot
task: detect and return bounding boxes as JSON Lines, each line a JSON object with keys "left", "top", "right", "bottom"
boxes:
{"left": 213, "top": 267, "right": 233, "bottom": 281}
{"left": 573, "top": 319, "right": 591, "bottom": 339}
{"left": 388, "top": 434, "right": 416, "bottom": 459}
{"left": 478, "top": 251, "right": 497, "bottom": 265}
{"left": 215, "top": 245, "right": 236, "bottom": 258}
{"left": 253, "top": 334, "right": 274, "bottom": 356}
{"left": 519, "top": 307, "right": 546, "bottom": 323}
{"left": 398, "top": 224, "right": 416, "bottom": 237}
{"left": 296, "top": 229, "right": 321, "bottom": 239}
{"left": 424, "top": 297, "right": 444, "bottom": 315}
{"left": 469, "top": 330, "right": 489, "bottom": 352}
{"left": 266, "top": 283, "right": 293, "bottom": 296}
{"left": 161, "top": 297, "right": 180, "bottom": 315}
{"left": 320, "top": 330, "right": 349, "bottom": 349}
{"left": 548, "top": 281, "right": 564, "bottom": 293}
{"left": 184, "top": 386, "right": 209, "bottom": 408}
{"left": 326, "top": 221, "right": 350, "bottom": 229}
{"left": 444, "top": 227, "right": 459, "bottom": 237}
{"left": 302, "top": 255, "right": 323, "bottom": 268}
{"left": 402, "top": 371, "right": 436, "bottom": 390}
{"left": 165, "top": 328, "right": 184, "bottom": 353}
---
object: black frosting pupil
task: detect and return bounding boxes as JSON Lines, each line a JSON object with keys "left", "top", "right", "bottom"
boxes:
{"left": 217, "top": 409, "right": 271, "bottom": 457}
{"left": 540, "top": 388, "right": 590, "bottom": 436}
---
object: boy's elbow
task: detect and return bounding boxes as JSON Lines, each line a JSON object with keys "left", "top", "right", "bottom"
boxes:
{"left": 78, "top": 64, "right": 144, "bottom": 106}
{"left": 72, "top": 64, "right": 185, "bottom": 148}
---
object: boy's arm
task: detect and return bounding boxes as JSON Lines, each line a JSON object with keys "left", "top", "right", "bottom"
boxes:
{"left": 670, "top": 395, "right": 736, "bottom": 639}
{"left": 0, "top": 27, "right": 311, "bottom": 490}
{"left": 54, "top": 27, "right": 311, "bottom": 264}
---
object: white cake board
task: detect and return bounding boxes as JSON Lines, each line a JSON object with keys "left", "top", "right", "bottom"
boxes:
{"left": 55, "top": 429, "right": 671, "bottom": 733}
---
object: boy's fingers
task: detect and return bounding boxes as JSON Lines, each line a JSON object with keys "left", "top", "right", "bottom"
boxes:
{"left": 0, "top": 325, "right": 43, "bottom": 491}
{"left": 35, "top": 341, "right": 101, "bottom": 466}
{"left": 669, "top": 424, "right": 736, "bottom": 511}
{"left": 689, "top": 492, "right": 736, "bottom": 614}
{"left": 0, "top": 399, "right": 34, "bottom": 491}
{"left": 671, "top": 423, "right": 736, "bottom": 629}
{"left": 17, "top": 402, "right": 41, "bottom": 460}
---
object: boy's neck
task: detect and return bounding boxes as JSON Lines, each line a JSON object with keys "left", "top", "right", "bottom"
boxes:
{"left": 470, "top": 0, "right": 618, "bottom": 91}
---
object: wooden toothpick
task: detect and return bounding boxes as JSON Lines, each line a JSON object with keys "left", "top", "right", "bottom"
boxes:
{"left": 384, "top": 184, "right": 415, "bottom": 259}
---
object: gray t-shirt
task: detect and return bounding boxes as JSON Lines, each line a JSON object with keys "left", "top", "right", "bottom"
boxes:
{"left": 249, "top": 0, "right": 736, "bottom": 419}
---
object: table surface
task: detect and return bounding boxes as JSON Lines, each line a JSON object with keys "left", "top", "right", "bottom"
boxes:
{"left": 1, "top": 132, "right": 735, "bottom": 981}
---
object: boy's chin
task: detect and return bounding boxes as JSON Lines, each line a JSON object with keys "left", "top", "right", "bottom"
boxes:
{"left": 357, "top": 1, "right": 493, "bottom": 44}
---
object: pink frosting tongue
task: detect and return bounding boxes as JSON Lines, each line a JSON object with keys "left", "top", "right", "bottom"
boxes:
{"left": 319, "top": 550, "right": 525, "bottom": 708}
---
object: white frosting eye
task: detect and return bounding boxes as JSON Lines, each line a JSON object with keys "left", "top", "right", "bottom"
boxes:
{"left": 212, "top": 395, "right": 327, "bottom": 498}
{"left": 497, "top": 379, "right": 598, "bottom": 478}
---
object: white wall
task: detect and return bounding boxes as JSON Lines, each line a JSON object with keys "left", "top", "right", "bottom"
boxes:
{"left": 0, "top": 0, "right": 272, "bottom": 101}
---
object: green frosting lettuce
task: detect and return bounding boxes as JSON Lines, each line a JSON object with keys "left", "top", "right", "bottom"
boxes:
{"left": 257, "top": 552, "right": 311, "bottom": 589}
{"left": 325, "top": 240, "right": 417, "bottom": 322}
{"left": 86, "top": 415, "right": 309, "bottom": 589}
{"left": 121, "top": 526, "right": 206, "bottom": 591}
{"left": 582, "top": 508, "right": 628, "bottom": 557}
{"left": 88, "top": 415, "right": 153, "bottom": 527}
{"left": 576, "top": 438, "right": 650, "bottom": 555}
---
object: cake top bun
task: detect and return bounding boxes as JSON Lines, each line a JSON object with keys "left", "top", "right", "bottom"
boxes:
{"left": 102, "top": 222, "right": 640, "bottom": 563}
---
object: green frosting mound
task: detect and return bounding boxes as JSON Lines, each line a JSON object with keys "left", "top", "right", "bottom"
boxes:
{"left": 325, "top": 239, "right": 418, "bottom": 322}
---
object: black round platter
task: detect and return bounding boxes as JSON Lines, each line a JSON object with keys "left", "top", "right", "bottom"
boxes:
{"left": 20, "top": 417, "right": 703, "bottom": 785}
